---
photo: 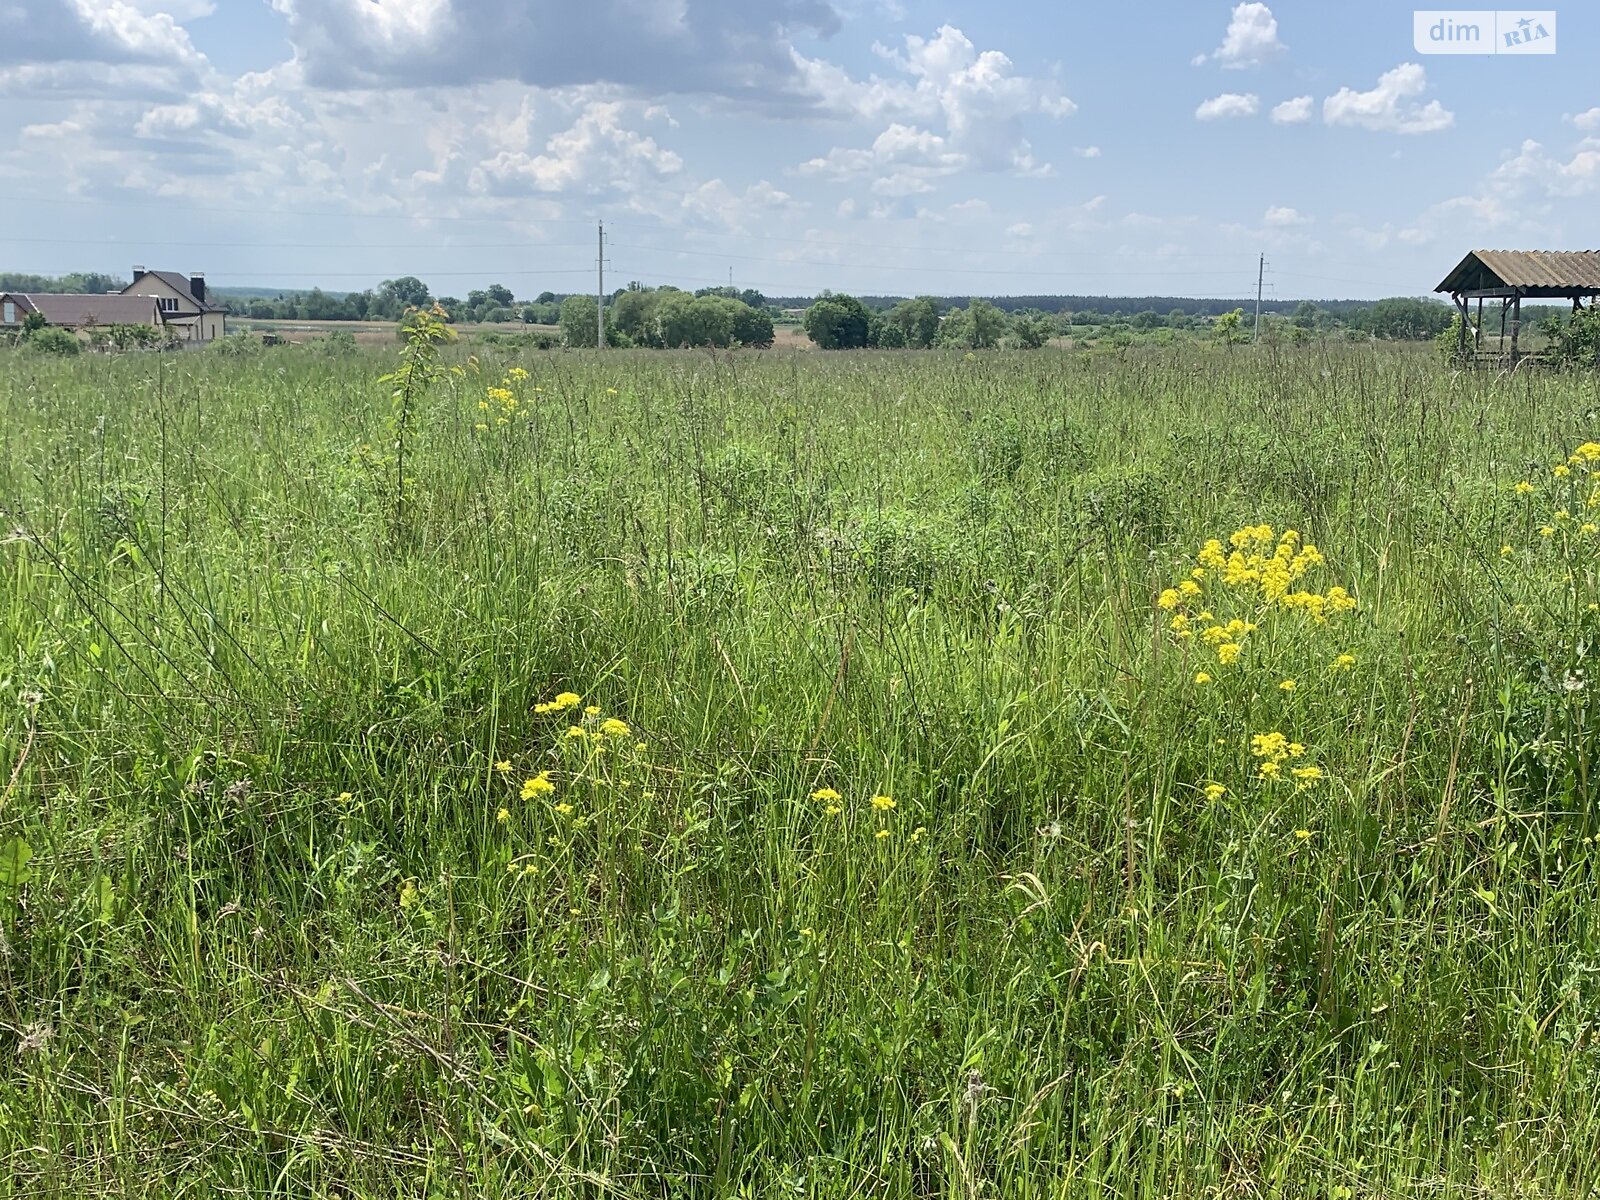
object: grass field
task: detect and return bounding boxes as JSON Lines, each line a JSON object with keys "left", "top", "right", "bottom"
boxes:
{"left": 2, "top": 342, "right": 1600, "bottom": 1197}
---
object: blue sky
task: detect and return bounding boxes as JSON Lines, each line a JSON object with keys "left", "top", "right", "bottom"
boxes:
{"left": 1, "top": 1, "right": 1595, "bottom": 300}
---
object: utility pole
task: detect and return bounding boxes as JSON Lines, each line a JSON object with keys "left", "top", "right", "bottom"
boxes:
{"left": 1254, "top": 253, "right": 1265, "bottom": 342}
{"left": 596, "top": 220, "right": 606, "bottom": 350}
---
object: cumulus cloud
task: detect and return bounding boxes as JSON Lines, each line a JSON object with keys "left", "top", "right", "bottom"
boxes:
{"left": 1323, "top": 63, "right": 1452, "bottom": 134}
{"left": 1197, "top": 3, "right": 1285, "bottom": 69}
{"left": 1074, "top": 145, "right": 1101, "bottom": 158}
{"left": 1570, "top": 107, "right": 1600, "bottom": 133}
{"left": 468, "top": 101, "right": 684, "bottom": 196}
{"left": 1491, "top": 138, "right": 1600, "bottom": 197}
{"left": 790, "top": 24, "right": 1074, "bottom": 186}
{"left": 1263, "top": 205, "right": 1310, "bottom": 226}
{"left": 0, "top": 0, "right": 206, "bottom": 69}
{"left": 1270, "top": 95, "right": 1312, "bottom": 124}
{"left": 1195, "top": 92, "right": 1259, "bottom": 121}
{"left": 269, "top": 0, "right": 841, "bottom": 101}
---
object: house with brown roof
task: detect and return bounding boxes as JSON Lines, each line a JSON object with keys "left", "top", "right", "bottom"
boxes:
{"left": 2, "top": 266, "right": 228, "bottom": 344}
{"left": 122, "top": 267, "right": 227, "bottom": 342}
{"left": 1, "top": 292, "right": 164, "bottom": 334}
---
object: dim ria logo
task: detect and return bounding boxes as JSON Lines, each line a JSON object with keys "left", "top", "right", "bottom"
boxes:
{"left": 1414, "top": 10, "right": 1556, "bottom": 54}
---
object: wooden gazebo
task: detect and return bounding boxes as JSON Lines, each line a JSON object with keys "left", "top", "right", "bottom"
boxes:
{"left": 1436, "top": 250, "right": 1600, "bottom": 361}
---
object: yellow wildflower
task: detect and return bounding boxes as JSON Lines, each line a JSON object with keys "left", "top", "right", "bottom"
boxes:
{"left": 1279, "top": 679, "right": 1296, "bottom": 692}
{"left": 600, "top": 717, "right": 631, "bottom": 738}
{"left": 811, "top": 787, "right": 842, "bottom": 803}
{"left": 1293, "top": 828, "right": 1312, "bottom": 841}
{"left": 1194, "top": 671, "right": 1212, "bottom": 685}
{"left": 565, "top": 726, "right": 586, "bottom": 740}
{"left": 554, "top": 802, "right": 574, "bottom": 816}
{"left": 1157, "top": 589, "right": 1181, "bottom": 611}
{"left": 585, "top": 704, "right": 601, "bottom": 715}
{"left": 874, "top": 828, "right": 891, "bottom": 840}
{"left": 1514, "top": 481, "right": 1535, "bottom": 495}
{"left": 521, "top": 773, "right": 555, "bottom": 800}
{"left": 1332, "top": 653, "right": 1356, "bottom": 670}
{"left": 870, "top": 794, "right": 896, "bottom": 811}
{"left": 1217, "top": 642, "right": 1242, "bottom": 665}
{"left": 495, "top": 760, "right": 511, "bottom": 774}
{"left": 1203, "top": 783, "right": 1226, "bottom": 802}
{"left": 495, "top": 807, "right": 511, "bottom": 824}
{"left": 1554, "top": 464, "right": 1572, "bottom": 478}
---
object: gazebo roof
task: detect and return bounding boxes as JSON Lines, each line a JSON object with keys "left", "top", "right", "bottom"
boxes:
{"left": 1437, "top": 250, "right": 1600, "bottom": 296}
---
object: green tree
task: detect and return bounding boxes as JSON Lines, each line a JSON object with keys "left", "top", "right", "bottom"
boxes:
{"left": 377, "top": 276, "right": 431, "bottom": 318}
{"left": 967, "top": 299, "right": 1007, "bottom": 349}
{"left": 559, "top": 295, "right": 603, "bottom": 347}
{"left": 731, "top": 303, "right": 774, "bottom": 348}
{"left": 803, "top": 294, "right": 872, "bottom": 349}
{"left": 1366, "top": 297, "right": 1453, "bottom": 341}
{"left": 883, "top": 296, "right": 941, "bottom": 348}
{"left": 1010, "top": 313, "right": 1053, "bottom": 349}
{"left": 1215, "top": 309, "right": 1245, "bottom": 347}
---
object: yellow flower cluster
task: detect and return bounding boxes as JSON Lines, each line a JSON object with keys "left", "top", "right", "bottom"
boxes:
{"left": 535, "top": 691, "right": 582, "bottom": 714}
{"left": 1250, "top": 731, "right": 1323, "bottom": 790}
{"left": 1514, "top": 442, "right": 1600, "bottom": 538}
{"left": 1159, "top": 524, "right": 1357, "bottom": 671}
{"left": 475, "top": 368, "right": 536, "bottom": 430}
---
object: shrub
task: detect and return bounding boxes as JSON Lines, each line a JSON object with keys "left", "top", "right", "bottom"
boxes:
{"left": 27, "top": 327, "right": 80, "bottom": 356}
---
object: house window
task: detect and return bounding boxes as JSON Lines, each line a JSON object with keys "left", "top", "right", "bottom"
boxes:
{"left": 3, "top": 301, "right": 13, "bottom": 325}
{"left": 159, "top": 297, "right": 180, "bottom": 314}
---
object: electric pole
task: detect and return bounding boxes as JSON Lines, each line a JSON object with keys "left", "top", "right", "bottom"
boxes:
{"left": 1254, "top": 253, "right": 1265, "bottom": 342}
{"left": 596, "top": 220, "right": 606, "bottom": 351}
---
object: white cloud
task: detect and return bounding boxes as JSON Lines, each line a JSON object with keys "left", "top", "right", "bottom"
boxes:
{"left": 1491, "top": 138, "right": 1600, "bottom": 197}
{"left": 1263, "top": 205, "right": 1310, "bottom": 226}
{"left": 1075, "top": 145, "right": 1101, "bottom": 158}
{"left": 790, "top": 24, "right": 1074, "bottom": 184}
{"left": 1570, "top": 107, "right": 1600, "bottom": 133}
{"left": 468, "top": 101, "right": 684, "bottom": 196}
{"left": 269, "top": 0, "right": 841, "bottom": 101}
{"left": 0, "top": 0, "right": 207, "bottom": 70}
{"left": 123, "top": 0, "right": 215, "bottom": 18}
{"left": 1198, "top": 3, "right": 1285, "bottom": 69}
{"left": 1270, "top": 95, "right": 1312, "bottom": 124}
{"left": 1323, "top": 63, "right": 1453, "bottom": 134}
{"left": 1195, "top": 92, "right": 1259, "bottom": 121}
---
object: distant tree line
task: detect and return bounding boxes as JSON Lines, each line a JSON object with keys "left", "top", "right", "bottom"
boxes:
{"left": 0, "top": 271, "right": 128, "bottom": 295}
{"left": 557, "top": 285, "right": 773, "bottom": 349}
{"left": 2, "top": 268, "right": 1479, "bottom": 346}
{"left": 796, "top": 293, "right": 1465, "bottom": 349}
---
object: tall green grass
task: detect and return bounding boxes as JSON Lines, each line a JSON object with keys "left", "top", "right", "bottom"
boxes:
{"left": 1, "top": 342, "right": 1599, "bottom": 1197}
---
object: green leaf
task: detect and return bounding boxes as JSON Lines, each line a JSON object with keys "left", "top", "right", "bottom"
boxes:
{"left": 0, "top": 838, "right": 34, "bottom": 889}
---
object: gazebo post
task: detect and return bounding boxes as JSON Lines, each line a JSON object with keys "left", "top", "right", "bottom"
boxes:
{"left": 1475, "top": 297, "right": 1482, "bottom": 348}
{"left": 1510, "top": 290, "right": 1522, "bottom": 362}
